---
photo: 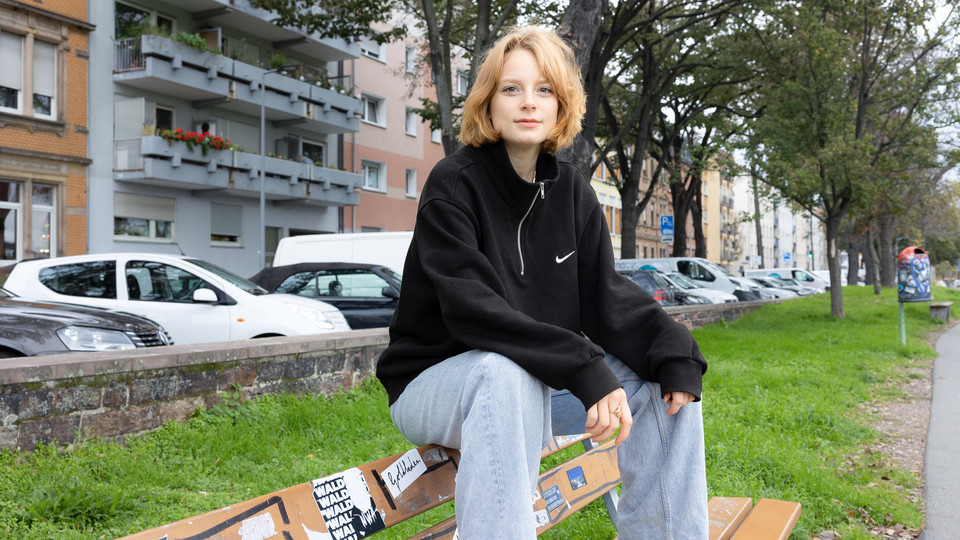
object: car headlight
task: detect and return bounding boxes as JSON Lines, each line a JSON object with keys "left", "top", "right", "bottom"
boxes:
{"left": 285, "top": 303, "right": 336, "bottom": 330}
{"left": 57, "top": 326, "right": 136, "bottom": 352}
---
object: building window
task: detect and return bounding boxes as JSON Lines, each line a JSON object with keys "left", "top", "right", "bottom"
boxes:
{"left": 456, "top": 69, "right": 469, "bottom": 95}
{"left": 405, "top": 109, "right": 417, "bottom": 136}
{"left": 405, "top": 45, "right": 416, "bottom": 74}
{"left": 361, "top": 160, "right": 385, "bottom": 191}
{"left": 0, "top": 180, "right": 60, "bottom": 261}
{"left": 361, "top": 94, "right": 384, "bottom": 126}
{"left": 210, "top": 203, "right": 242, "bottom": 245}
{"left": 0, "top": 32, "right": 59, "bottom": 119}
{"left": 361, "top": 226, "right": 385, "bottom": 232}
{"left": 115, "top": 2, "right": 174, "bottom": 39}
{"left": 431, "top": 128, "right": 442, "bottom": 144}
{"left": 405, "top": 169, "right": 417, "bottom": 197}
{"left": 31, "top": 185, "right": 56, "bottom": 258}
{"left": 302, "top": 140, "right": 326, "bottom": 167}
{"left": 114, "top": 192, "right": 175, "bottom": 242}
{"left": 265, "top": 226, "right": 281, "bottom": 267}
{"left": 155, "top": 105, "right": 174, "bottom": 131}
{"left": 359, "top": 35, "right": 384, "bottom": 62}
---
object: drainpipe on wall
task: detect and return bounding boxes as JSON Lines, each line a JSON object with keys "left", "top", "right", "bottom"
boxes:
{"left": 352, "top": 57, "right": 358, "bottom": 234}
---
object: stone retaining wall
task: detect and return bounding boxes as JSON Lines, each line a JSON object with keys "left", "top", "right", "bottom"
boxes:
{"left": 0, "top": 300, "right": 772, "bottom": 452}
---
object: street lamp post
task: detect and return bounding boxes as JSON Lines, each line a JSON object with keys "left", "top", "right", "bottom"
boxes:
{"left": 259, "top": 64, "right": 298, "bottom": 269}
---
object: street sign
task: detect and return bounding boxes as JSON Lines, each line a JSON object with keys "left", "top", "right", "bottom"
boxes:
{"left": 784, "top": 252, "right": 791, "bottom": 262}
{"left": 660, "top": 216, "right": 674, "bottom": 244}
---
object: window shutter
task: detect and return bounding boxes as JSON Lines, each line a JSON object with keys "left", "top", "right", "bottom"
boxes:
{"left": 0, "top": 32, "right": 23, "bottom": 91}
{"left": 33, "top": 41, "right": 56, "bottom": 98}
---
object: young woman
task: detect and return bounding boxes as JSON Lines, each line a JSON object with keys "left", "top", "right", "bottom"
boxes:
{"left": 376, "top": 27, "right": 709, "bottom": 539}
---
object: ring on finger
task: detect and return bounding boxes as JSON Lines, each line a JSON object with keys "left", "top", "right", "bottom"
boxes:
{"left": 612, "top": 404, "right": 622, "bottom": 419}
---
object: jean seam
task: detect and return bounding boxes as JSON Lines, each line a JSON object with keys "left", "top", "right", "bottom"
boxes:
{"left": 476, "top": 357, "right": 508, "bottom": 537}
{"left": 654, "top": 394, "right": 672, "bottom": 537}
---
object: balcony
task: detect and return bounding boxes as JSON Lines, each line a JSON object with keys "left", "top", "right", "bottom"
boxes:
{"left": 114, "top": 35, "right": 360, "bottom": 136}
{"left": 114, "top": 136, "right": 359, "bottom": 207}
{"left": 149, "top": 0, "right": 358, "bottom": 61}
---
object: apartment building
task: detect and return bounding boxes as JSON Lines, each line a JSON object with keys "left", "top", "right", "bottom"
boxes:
{"left": 88, "top": 0, "right": 362, "bottom": 276}
{"left": 342, "top": 20, "right": 448, "bottom": 233}
{"left": 590, "top": 155, "right": 672, "bottom": 260}
{"left": 732, "top": 173, "right": 827, "bottom": 273}
{"left": 0, "top": 0, "right": 93, "bottom": 263}
{"left": 701, "top": 167, "right": 737, "bottom": 267}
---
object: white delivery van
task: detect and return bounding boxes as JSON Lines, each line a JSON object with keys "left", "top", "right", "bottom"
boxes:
{"left": 273, "top": 231, "right": 413, "bottom": 274}
{"left": 744, "top": 267, "right": 831, "bottom": 289}
{"left": 616, "top": 257, "right": 748, "bottom": 298}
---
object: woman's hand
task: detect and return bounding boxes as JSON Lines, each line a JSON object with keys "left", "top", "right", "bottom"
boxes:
{"left": 585, "top": 388, "right": 631, "bottom": 446}
{"left": 663, "top": 391, "right": 695, "bottom": 416}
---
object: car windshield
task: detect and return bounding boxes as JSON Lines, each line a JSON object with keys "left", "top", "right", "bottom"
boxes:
{"left": 701, "top": 259, "right": 734, "bottom": 277}
{"left": 668, "top": 273, "right": 701, "bottom": 289}
{"left": 381, "top": 267, "right": 402, "bottom": 284}
{"left": 187, "top": 259, "right": 268, "bottom": 295}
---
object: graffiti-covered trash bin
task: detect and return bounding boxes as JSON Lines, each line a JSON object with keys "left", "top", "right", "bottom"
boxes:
{"left": 898, "top": 246, "right": 932, "bottom": 302}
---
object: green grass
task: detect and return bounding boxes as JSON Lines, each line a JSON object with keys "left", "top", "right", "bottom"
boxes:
{"left": 1, "top": 285, "right": 956, "bottom": 539}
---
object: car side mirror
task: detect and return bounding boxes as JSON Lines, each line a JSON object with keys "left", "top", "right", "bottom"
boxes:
{"left": 193, "top": 288, "right": 219, "bottom": 303}
{"left": 381, "top": 286, "right": 400, "bottom": 299}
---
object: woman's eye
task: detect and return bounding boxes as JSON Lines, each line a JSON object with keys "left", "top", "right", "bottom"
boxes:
{"left": 538, "top": 87, "right": 553, "bottom": 94}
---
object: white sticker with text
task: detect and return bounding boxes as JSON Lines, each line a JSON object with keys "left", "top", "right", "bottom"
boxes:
{"left": 383, "top": 448, "right": 427, "bottom": 498}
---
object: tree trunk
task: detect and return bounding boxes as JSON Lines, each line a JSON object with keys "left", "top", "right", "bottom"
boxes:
{"left": 752, "top": 168, "right": 764, "bottom": 268}
{"left": 867, "top": 224, "right": 882, "bottom": 295}
{"left": 880, "top": 215, "right": 896, "bottom": 288}
{"left": 826, "top": 214, "right": 845, "bottom": 318}
{"left": 557, "top": 0, "right": 608, "bottom": 174}
{"left": 693, "top": 172, "right": 707, "bottom": 258}
{"left": 619, "top": 180, "right": 640, "bottom": 259}
{"left": 845, "top": 221, "right": 859, "bottom": 286}
{"left": 862, "top": 234, "right": 875, "bottom": 286}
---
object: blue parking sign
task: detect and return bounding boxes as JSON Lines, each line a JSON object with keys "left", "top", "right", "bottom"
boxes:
{"left": 660, "top": 215, "right": 674, "bottom": 236}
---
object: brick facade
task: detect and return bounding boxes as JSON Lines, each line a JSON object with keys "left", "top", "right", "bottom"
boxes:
{"left": 0, "top": 1, "right": 91, "bottom": 260}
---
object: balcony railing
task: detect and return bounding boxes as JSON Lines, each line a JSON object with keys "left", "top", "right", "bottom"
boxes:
{"left": 114, "top": 136, "right": 360, "bottom": 207}
{"left": 113, "top": 35, "right": 361, "bottom": 135}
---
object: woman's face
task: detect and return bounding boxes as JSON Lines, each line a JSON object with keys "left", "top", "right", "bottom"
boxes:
{"left": 489, "top": 48, "right": 559, "bottom": 154}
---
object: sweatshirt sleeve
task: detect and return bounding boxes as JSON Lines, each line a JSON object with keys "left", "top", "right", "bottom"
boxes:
{"left": 577, "top": 206, "right": 707, "bottom": 400}
{"left": 414, "top": 198, "right": 623, "bottom": 409}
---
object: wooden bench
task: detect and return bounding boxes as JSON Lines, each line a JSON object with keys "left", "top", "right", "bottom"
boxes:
{"left": 931, "top": 301, "right": 953, "bottom": 322}
{"left": 120, "top": 433, "right": 800, "bottom": 539}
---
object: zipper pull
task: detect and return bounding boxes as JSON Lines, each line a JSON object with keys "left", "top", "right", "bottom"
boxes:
{"left": 538, "top": 181, "right": 545, "bottom": 199}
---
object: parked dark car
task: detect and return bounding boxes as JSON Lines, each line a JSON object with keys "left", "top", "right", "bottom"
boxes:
{"left": 251, "top": 262, "right": 401, "bottom": 329}
{"left": 616, "top": 269, "right": 679, "bottom": 306}
{"left": 0, "top": 288, "right": 172, "bottom": 357}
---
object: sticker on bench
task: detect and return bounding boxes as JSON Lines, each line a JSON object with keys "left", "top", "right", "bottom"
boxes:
{"left": 237, "top": 512, "right": 276, "bottom": 540}
{"left": 566, "top": 466, "right": 587, "bottom": 490}
{"left": 382, "top": 448, "right": 427, "bottom": 499}
{"left": 534, "top": 509, "right": 550, "bottom": 527}
{"left": 312, "top": 468, "right": 386, "bottom": 539}
{"left": 543, "top": 485, "right": 565, "bottom": 512}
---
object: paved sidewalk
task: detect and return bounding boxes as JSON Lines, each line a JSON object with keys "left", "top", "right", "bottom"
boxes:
{"left": 921, "top": 322, "right": 960, "bottom": 539}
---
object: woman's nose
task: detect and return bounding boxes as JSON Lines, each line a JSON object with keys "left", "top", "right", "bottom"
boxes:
{"left": 521, "top": 90, "right": 537, "bottom": 110}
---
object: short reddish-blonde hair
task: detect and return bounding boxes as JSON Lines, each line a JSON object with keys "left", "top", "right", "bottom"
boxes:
{"left": 459, "top": 27, "right": 586, "bottom": 154}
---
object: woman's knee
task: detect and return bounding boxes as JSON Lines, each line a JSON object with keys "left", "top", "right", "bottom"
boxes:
{"left": 467, "top": 351, "right": 545, "bottom": 403}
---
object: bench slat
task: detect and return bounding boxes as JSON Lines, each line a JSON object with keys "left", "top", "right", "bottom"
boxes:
{"left": 410, "top": 440, "right": 621, "bottom": 539}
{"left": 119, "top": 434, "right": 593, "bottom": 540}
{"left": 708, "top": 496, "right": 753, "bottom": 540}
{"left": 729, "top": 498, "right": 802, "bottom": 540}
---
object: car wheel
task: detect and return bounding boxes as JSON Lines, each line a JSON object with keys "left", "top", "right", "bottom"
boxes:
{"left": 0, "top": 347, "right": 24, "bottom": 358}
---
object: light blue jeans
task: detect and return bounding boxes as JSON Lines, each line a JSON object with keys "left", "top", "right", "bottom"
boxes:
{"left": 390, "top": 350, "right": 709, "bottom": 539}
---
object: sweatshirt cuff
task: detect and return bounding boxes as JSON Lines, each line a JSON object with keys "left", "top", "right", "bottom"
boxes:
{"left": 563, "top": 356, "right": 623, "bottom": 410}
{"left": 657, "top": 359, "right": 705, "bottom": 401}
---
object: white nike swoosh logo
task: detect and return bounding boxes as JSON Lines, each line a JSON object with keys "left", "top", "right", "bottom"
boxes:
{"left": 556, "top": 251, "right": 575, "bottom": 264}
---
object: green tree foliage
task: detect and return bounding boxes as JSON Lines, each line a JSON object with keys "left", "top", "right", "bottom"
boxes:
{"left": 746, "top": 0, "right": 960, "bottom": 318}
{"left": 252, "top": 0, "right": 406, "bottom": 44}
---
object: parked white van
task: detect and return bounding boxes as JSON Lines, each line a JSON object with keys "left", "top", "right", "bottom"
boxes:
{"left": 744, "top": 267, "right": 831, "bottom": 290}
{"left": 616, "top": 257, "right": 751, "bottom": 299}
{"left": 273, "top": 231, "right": 413, "bottom": 274}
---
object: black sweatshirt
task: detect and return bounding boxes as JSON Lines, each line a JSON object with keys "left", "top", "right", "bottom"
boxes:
{"left": 376, "top": 142, "right": 706, "bottom": 409}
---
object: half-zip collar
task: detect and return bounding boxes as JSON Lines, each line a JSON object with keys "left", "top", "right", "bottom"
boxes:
{"left": 478, "top": 141, "right": 559, "bottom": 215}
{"left": 517, "top": 180, "right": 545, "bottom": 276}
